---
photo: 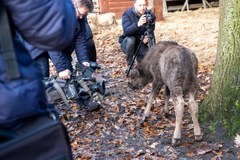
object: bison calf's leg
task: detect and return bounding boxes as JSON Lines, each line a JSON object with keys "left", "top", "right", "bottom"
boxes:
{"left": 188, "top": 93, "right": 202, "bottom": 141}
{"left": 141, "top": 82, "right": 163, "bottom": 124}
{"left": 163, "top": 85, "right": 170, "bottom": 114}
{"left": 172, "top": 95, "right": 185, "bottom": 146}
{"left": 141, "top": 92, "right": 155, "bottom": 123}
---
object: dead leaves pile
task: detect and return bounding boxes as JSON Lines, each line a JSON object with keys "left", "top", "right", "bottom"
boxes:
{"left": 55, "top": 7, "right": 240, "bottom": 159}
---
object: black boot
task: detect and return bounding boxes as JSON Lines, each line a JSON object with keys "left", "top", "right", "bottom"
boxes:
{"left": 81, "top": 99, "right": 100, "bottom": 111}
{"left": 78, "top": 93, "right": 100, "bottom": 111}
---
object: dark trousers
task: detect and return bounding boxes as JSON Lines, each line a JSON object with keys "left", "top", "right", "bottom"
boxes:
{"left": 120, "top": 36, "right": 149, "bottom": 66}
{"left": 34, "top": 51, "right": 50, "bottom": 78}
{"left": 86, "top": 38, "right": 97, "bottom": 62}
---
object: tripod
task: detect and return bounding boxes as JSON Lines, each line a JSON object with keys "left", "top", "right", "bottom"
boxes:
{"left": 126, "top": 25, "right": 155, "bottom": 76}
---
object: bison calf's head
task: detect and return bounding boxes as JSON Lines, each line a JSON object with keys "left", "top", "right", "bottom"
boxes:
{"left": 128, "top": 69, "right": 149, "bottom": 90}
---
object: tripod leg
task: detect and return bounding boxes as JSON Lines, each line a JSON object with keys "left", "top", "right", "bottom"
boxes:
{"left": 147, "top": 31, "right": 155, "bottom": 48}
{"left": 126, "top": 39, "right": 144, "bottom": 76}
{"left": 126, "top": 32, "right": 147, "bottom": 76}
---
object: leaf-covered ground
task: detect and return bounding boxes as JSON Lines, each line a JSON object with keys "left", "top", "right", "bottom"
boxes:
{"left": 53, "top": 7, "right": 240, "bottom": 159}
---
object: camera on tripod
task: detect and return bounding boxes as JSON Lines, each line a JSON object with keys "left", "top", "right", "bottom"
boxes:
{"left": 145, "top": 9, "right": 155, "bottom": 25}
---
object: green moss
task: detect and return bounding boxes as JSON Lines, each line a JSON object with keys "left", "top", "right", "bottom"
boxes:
{"left": 200, "top": 101, "right": 240, "bottom": 140}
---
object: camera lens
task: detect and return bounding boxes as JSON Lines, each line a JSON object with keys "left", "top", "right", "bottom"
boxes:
{"left": 145, "top": 9, "right": 155, "bottom": 24}
{"left": 90, "top": 62, "right": 101, "bottom": 70}
{"left": 88, "top": 81, "right": 105, "bottom": 95}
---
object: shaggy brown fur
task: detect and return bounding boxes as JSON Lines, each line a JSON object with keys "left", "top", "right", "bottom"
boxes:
{"left": 128, "top": 41, "right": 202, "bottom": 145}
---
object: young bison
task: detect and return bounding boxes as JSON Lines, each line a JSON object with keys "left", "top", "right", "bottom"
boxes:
{"left": 128, "top": 41, "right": 202, "bottom": 145}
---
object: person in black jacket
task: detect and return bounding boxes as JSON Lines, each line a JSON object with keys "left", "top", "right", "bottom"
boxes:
{"left": 118, "top": 0, "right": 155, "bottom": 70}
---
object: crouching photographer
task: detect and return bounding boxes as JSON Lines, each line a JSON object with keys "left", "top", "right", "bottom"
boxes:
{"left": 118, "top": 0, "right": 156, "bottom": 74}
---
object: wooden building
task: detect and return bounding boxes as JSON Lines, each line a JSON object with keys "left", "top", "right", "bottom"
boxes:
{"left": 92, "top": 0, "right": 164, "bottom": 21}
{"left": 92, "top": 0, "right": 218, "bottom": 21}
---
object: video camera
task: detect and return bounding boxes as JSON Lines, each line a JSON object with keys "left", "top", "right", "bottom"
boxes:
{"left": 43, "top": 62, "right": 105, "bottom": 104}
{"left": 69, "top": 62, "right": 105, "bottom": 98}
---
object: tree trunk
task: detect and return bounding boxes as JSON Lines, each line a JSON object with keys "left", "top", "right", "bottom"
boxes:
{"left": 200, "top": 0, "right": 240, "bottom": 140}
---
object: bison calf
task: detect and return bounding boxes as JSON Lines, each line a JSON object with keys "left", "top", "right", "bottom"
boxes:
{"left": 128, "top": 41, "right": 202, "bottom": 145}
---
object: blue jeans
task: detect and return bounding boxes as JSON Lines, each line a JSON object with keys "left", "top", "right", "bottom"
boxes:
{"left": 120, "top": 36, "right": 149, "bottom": 66}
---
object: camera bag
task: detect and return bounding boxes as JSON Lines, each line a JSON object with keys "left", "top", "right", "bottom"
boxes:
{"left": 0, "top": 115, "right": 73, "bottom": 160}
{"left": 0, "top": 2, "right": 73, "bottom": 159}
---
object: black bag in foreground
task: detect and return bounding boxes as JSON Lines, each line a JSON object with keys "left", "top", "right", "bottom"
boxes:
{"left": 0, "top": 2, "right": 73, "bottom": 160}
{"left": 0, "top": 115, "right": 73, "bottom": 160}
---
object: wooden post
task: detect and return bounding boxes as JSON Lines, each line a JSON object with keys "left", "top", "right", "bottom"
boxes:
{"left": 153, "top": 0, "right": 164, "bottom": 21}
{"left": 98, "top": 0, "right": 163, "bottom": 20}
{"left": 99, "top": 0, "right": 109, "bottom": 13}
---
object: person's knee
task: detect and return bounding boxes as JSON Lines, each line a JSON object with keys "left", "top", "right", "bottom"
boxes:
{"left": 125, "top": 36, "right": 136, "bottom": 47}
{"left": 121, "top": 36, "right": 136, "bottom": 53}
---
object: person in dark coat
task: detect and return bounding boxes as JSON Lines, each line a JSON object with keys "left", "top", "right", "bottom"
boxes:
{"left": 17, "top": 4, "right": 97, "bottom": 79}
{"left": 49, "top": 8, "right": 101, "bottom": 111}
{"left": 0, "top": 0, "right": 76, "bottom": 128}
{"left": 118, "top": 0, "right": 156, "bottom": 70}
{"left": 17, "top": 0, "right": 100, "bottom": 111}
{"left": 15, "top": 37, "right": 51, "bottom": 77}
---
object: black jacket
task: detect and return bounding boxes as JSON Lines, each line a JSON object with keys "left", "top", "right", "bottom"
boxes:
{"left": 118, "top": 7, "right": 155, "bottom": 43}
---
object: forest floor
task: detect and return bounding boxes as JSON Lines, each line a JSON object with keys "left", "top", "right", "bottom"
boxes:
{"left": 54, "top": 7, "right": 240, "bottom": 159}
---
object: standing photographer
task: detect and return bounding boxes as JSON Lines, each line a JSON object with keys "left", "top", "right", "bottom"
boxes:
{"left": 118, "top": 0, "right": 156, "bottom": 72}
{"left": 17, "top": 0, "right": 101, "bottom": 112}
{"left": 48, "top": 0, "right": 101, "bottom": 112}
{"left": 47, "top": 0, "right": 96, "bottom": 80}
{"left": 16, "top": 15, "right": 97, "bottom": 79}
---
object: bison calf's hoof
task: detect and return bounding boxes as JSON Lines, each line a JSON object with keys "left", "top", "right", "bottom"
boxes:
{"left": 171, "top": 138, "right": 181, "bottom": 146}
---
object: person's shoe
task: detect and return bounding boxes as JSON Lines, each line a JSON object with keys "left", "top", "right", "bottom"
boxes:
{"left": 82, "top": 99, "right": 100, "bottom": 112}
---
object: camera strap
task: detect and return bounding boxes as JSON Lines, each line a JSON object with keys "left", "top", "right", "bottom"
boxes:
{"left": 0, "top": 2, "right": 20, "bottom": 79}
{"left": 52, "top": 79, "right": 73, "bottom": 112}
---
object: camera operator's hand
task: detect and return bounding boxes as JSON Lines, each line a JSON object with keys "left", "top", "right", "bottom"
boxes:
{"left": 143, "top": 35, "right": 148, "bottom": 44}
{"left": 82, "top": 61, "right": 90, "bottom": 67}
{"left": 137, "top": 14, "right": 147, "bottom": 27}
{"left": 58, "top": 69, "right": 71, "bottom": 79}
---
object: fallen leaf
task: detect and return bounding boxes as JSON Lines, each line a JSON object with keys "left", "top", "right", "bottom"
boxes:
{"left": 234, "top": 134, "right": 240, "bottom": 147}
